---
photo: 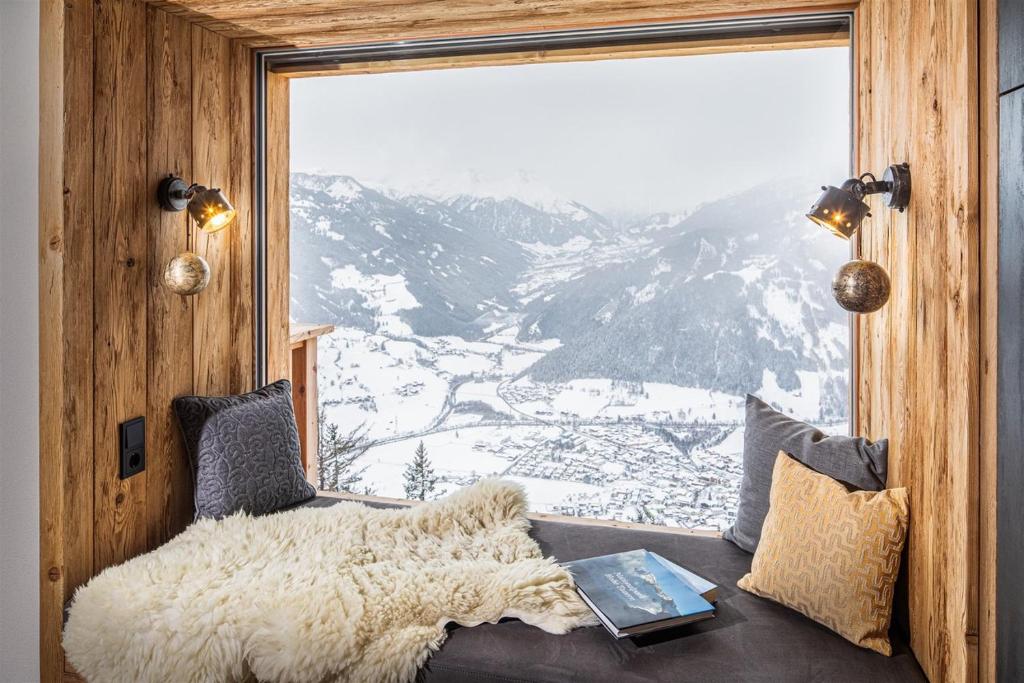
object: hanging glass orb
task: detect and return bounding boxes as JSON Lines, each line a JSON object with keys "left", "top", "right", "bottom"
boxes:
{"left": 163, "top": 251, "right": 210, "bottom": 296}
{"left": 832, "top": 259, "right": 890, "bottom": 313}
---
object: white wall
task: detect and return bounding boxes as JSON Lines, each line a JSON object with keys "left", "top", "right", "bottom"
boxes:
{"left": 0, "top": 1, "right": 41, "bottom": 681}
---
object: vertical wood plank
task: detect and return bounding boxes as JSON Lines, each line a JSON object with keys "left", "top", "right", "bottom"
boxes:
{"left": 290, "top": 338, "right": 319, "bottom": 482}
{"left": 146, "top": 7, "right": 194, "bottom": 547}
{"left": 56, "top": 0, "right": 96, "bottom": 607}
{"left": 192, "top": 27, "right": 234, "bottom": 396}
{"left": 38, "top": 0, "right": 65, "bottom": 675}
{"left": 40, "top": 0, "right": 96, "bottom": 676}
{"left": 266, "top": 71, "right": 291, "bottom": 383}
{"left": 230, "top": 41, "right": 255, "bottom": 394}
{"left": 979, "top": 0, "right": 999, "bottom": 678}
{"left": 92, "top": 0, "right": 149, "bottom": 575}
{"left": 857, "top": 1, "right": 981, "bottom": 681}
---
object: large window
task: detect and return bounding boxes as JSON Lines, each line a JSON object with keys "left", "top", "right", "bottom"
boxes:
{"left": 288, "top": 39, "right": 851, "bottom": 529}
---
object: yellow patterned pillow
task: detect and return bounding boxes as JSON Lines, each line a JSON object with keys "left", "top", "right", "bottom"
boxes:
{"left": 737, "top": 451, "right": 909, "bottom": 655}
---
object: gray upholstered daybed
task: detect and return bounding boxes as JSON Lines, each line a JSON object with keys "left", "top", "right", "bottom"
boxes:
{"left": 297, "top": 496, "right": 925, "bottom": 683}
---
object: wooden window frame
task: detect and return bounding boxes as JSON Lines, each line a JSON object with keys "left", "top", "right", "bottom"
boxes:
{"left": 257, "top": 13, "right": 855, "bottom": 527}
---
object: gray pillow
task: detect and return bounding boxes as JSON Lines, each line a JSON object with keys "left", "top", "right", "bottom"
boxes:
{"left": 173, "top": 380, "right": 315, "bottom": 519}
{"left": 723, "top": 394, "right": 888, "bottom": 553}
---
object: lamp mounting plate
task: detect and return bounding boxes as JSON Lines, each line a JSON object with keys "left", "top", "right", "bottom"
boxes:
{"left": 881, "top": 163, "right": 911, "bottom": 212}
{"left": 157, "top": 175, "right": 190, "bottom": 212}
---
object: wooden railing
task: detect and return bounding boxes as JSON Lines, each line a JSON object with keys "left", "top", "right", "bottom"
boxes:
{"left": 289, "top": 323, "right": 335, "bottom": 483}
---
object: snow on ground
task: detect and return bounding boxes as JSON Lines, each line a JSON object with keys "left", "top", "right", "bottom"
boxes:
{"left": 356, "top": 427, "right": 517, "bottom": 498}
{"left": 501, "top": 476, "right": 604, "bottom": 511}
{"left": 757, "top": 368, "right": 822, "bottom": 421}
{"left": 455, "top": 381, "right": 513, "bottom": 414}
{"left": 508, "top": 378, "right": 744, "bottom": 423}
{"left": 330, "top": 266, "right": 419, "bottom": 314}
{"left": 318, "top": 329, "right": 449, "bottom": 441}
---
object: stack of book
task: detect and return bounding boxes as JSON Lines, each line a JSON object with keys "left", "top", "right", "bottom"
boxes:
{"left": 563, "top": 549, "right": 717, "bottom": 638}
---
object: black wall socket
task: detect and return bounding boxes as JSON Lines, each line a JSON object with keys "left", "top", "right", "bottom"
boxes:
{"left": 119, "top": 416, "right": 146, "bottom": 479}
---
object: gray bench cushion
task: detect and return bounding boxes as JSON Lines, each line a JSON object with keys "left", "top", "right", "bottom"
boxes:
{"left": 299, "top": 496, "right": 925, "bottom": 683}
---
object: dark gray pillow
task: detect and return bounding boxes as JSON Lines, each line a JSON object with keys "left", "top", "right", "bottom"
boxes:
{"left": 723, "top": 394, "right": 888, "bottom": 553}
{"left": 173, "top": 380, "right": 315, "bottom": 520}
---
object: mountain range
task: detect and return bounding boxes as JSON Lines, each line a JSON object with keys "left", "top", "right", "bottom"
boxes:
{"left": 289, "top": 172, "right": 851, "bottom": 419}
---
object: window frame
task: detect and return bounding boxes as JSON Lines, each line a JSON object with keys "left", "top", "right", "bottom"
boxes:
{"left": 253, "top": 13, "right": 857, "bottom": 519}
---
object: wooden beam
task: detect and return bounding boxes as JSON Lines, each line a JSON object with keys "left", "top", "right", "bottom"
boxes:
{"left": 979, "top": 0, "right": 999, "bottom": 679}
{"left": 141, "top": 0, "right": 857, "bottom": 48}
{"left": 265, "top": 71, "right": 291, "bottom": 384}
{"left": 855, "top": 1, "right": 981, "bottom": 680}
{"left": 289, "top": 322, "right": 334, "bottom": 347}
{"left": 290, "top": 337, "right": 319, "bottom": 483}
{"left": 229, "top": 39, "right": 256, "bottom": 394}
{"left": 278, "top": 30, "right": 849, "bottom": 78}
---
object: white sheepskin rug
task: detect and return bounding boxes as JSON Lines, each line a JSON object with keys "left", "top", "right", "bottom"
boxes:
{"left": 64, "top": 479, "right": 597, "bottom": 682}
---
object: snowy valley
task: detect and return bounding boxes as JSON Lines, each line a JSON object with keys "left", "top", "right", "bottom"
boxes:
{"left": 290, "top": 172, "right": 851, "bottom": 530}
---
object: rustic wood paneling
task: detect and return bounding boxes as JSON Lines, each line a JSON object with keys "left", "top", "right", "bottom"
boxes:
{"left": 265, "top": 71, "right": 291, "bottom": 384}
{"left": 143, "top": 0, "right": 856, "bottom": 47}
{"left": 855, "top": 1, "right": 981, "bottom": 681}
{"left": 92, "top": 0, "right": 151, "bottom": 573}
{"left": 40, "top": 2, "right": 255, "bottom": 677}
{"left": 192, "top": 27, "right": 235, "bottom": 396}
{"left": 229, "top": 39, "right": 255, "bottom": 394}
{"left": 39, "top": 0, "right": 95, "bottom": 679}
{"left": 55, "top": 0, "right": 97, "bottom": 605}
{"left": 146, "top": 7, "right": 195, "bottom": 547}
{"left": 41, "top": 1, "right": 992, "bottom": 681}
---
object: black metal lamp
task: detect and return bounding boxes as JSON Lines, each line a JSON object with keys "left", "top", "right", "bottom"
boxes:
{"left": 806, "top": 163, "right": 911, "bottom": 240}
{"left": 157, "top": 175, "right": 237, "bottom": 234}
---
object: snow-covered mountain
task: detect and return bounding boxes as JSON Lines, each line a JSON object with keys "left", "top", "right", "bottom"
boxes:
{"left": 290, "top": 172, "right": 850, "bottom": 420}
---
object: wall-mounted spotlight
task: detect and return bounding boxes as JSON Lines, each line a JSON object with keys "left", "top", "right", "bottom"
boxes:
{"left": 158, "top": 175, "right": 237, "bottom": 233}
{"left": 807, "top": 163, "right": 910, "bottom": 314}
{"left": 157, "top": 174, "right": 236, "bottom": 296}
{"left": 806, "top": 163, "right": 911, "bottom": 240}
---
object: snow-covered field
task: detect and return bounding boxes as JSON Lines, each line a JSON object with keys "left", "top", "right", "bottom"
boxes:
{"left": 315, "top": 318, "right": 847, "bottom": 530}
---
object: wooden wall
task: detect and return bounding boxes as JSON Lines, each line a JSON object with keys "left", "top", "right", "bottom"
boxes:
{"left": 39, "top": 1, "right": 253, "bottom": 680}
{"left": 40, "top": 1, "right": 993, "bottom": 681}
{"left": 855, "top": 1, "right": 983, "bottom": 681}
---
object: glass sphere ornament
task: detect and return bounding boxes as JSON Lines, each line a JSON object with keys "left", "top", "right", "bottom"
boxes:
{"left": 832, "top": 259, "right": 891, "bottom": 313}
{"left": 163, "top": 251, "right": 211, "bottom": 296}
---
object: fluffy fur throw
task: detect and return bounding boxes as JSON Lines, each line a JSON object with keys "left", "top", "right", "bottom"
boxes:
{"left": 64, "top": 480, "right": 597, "bottom": 683}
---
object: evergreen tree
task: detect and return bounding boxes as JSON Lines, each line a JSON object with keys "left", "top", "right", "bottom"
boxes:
{"left": 317, "top": 408, "right": 372, "bottom": 494}
{"left": 403, "top": 440, "right": 438, "bottom": 501}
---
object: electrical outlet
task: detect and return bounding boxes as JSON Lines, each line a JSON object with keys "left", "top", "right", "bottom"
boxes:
{"left": 119, "top": 417, "right": 146, "bottom": 479}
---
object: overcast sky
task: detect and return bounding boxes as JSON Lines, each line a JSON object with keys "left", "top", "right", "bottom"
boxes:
{"left": 291, "top": 47, "right": 850, "bottom": 217}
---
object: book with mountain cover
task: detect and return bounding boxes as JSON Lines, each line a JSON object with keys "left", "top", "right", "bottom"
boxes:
{"left": 563, "top": 549, "right": 715, "bottom": 638}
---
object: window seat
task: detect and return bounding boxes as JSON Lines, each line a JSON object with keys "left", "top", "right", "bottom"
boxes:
{"left": 298, "top": 496, "right": 925, "bottom": 683}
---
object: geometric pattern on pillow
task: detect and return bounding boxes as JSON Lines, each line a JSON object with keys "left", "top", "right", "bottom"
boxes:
{"left": 738, "top": 452, "right": 909, "bottom": 655}
{"left": 173, "top": 380, "right": 315, "bottom": 520}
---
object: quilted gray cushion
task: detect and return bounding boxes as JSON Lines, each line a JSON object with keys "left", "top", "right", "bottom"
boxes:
{"left": 173, "top": 380, "right": 315, "bottom": 519}
{"left": 723, "top": 394, "right": 888, "bottom": 553}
